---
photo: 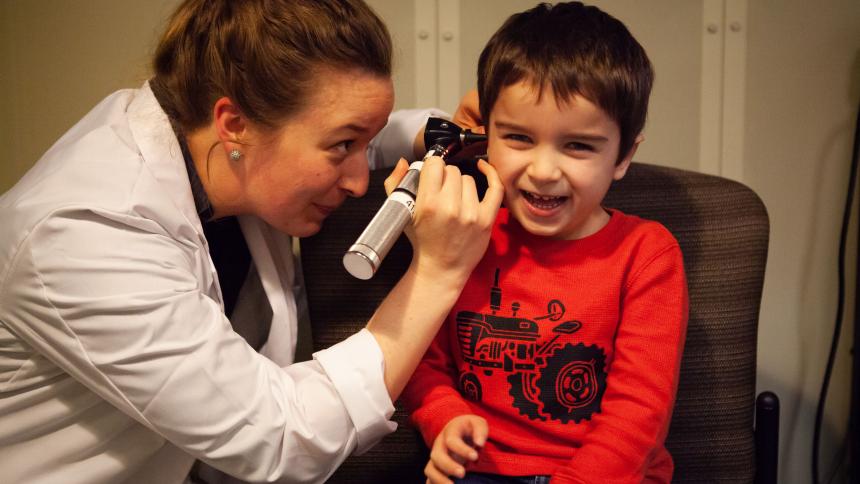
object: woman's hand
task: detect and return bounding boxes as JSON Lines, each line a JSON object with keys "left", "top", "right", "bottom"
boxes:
{"left": 385, "top": 156, "right": 503, "bottom": 284}
{"left": 369, "top": 158, "right": 502, "bottom": 399}
{"left": 424, "top": 415, "right": 488, "bottom": 484}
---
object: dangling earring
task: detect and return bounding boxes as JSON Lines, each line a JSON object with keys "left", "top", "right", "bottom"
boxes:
{"left": 229, "top": 148, "right": 242, "bottom": 161}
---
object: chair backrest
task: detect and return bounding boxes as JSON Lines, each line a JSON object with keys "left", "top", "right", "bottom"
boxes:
{"left": 300, "top": 162, "right": 769, "bottom": 483}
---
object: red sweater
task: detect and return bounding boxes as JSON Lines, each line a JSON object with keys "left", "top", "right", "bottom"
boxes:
{"left": 401, "top": 208, "right": 688, "bottom": 483}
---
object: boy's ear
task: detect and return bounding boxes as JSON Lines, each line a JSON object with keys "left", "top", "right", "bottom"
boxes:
{"left": 613, "top": 134, "right": 644, "bottom": 181}
{"left": 212, "top": 96, "right": 247, "bottom": 147}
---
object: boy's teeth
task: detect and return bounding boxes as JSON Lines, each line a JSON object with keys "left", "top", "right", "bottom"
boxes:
{"left": 522, "top": 190, "right": 566, "bottom": 209}
{"left": 525, "top": 190, "right": 561, "bottom": 200}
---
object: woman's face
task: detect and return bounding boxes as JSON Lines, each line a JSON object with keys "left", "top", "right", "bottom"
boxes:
{"left": 243, "top": 69, "right": 394, "bottom": 237}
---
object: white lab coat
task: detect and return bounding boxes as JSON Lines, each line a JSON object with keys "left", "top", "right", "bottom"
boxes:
{"left": 0, "top": 82, "right": 444, "bottom": 484}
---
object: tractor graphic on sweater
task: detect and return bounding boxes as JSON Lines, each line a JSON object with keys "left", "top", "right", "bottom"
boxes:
{"left": 456, "top": 269, "right": 606, "bottom": 423}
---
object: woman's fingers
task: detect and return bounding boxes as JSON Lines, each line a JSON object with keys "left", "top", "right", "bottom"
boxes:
{"left": 436, "top": 164, "right": 464, "bottom": 216}
{"left": 476, "top": 159, "right": 504, "bottom": 225}
{"left": 383, "top": 158, "right": 410, "bottom": 196}
{"left": 459, "top": 175, "right": 479, "bottom": 224}
{"left": 417, "top": 156, "right": 446, "bottom": 194}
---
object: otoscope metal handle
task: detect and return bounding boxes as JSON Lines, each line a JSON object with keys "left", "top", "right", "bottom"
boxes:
{"left": 343, "top": 116, "right": 486, "bottom": 280}
{"left": 343, "top": 166, "right": 421, "bottom": 280}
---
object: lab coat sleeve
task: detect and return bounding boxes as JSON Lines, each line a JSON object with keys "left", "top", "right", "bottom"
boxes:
{"left": 1, "top": 208, "right": 392, "bottom": 483}
{"left": 366, "top": 108, "right": 450, "bottom": 169}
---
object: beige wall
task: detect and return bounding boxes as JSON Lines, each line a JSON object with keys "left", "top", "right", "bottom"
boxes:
{"left": 2, "top": 1, "right": 859, "bottom": 482}
{"left": 745, "top": 1, "right": 859, "bottom": 481}
{"left": 0, "top": 0, "right": 179, "bottom": 193}
{"left": 366, "top": 0, "right": 418, "bottom": 112}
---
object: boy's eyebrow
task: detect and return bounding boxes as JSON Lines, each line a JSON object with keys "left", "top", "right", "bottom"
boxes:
{"left": 493, "top": 121, "right": 530, "bottom": 132}
{"left": 494, "top": 121, "right": 610, "bottom": 143}
{"left": 563, "top": 133, "right": 610, "bottom": 143}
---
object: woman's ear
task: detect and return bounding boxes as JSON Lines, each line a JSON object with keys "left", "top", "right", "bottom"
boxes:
{"left": 613, "top": 134, "right": 644, "bottom": 181}
{"left": 212, "top": 97, "right": 247, "bottom": 148}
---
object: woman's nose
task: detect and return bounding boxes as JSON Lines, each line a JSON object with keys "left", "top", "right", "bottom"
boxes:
{"left": 339, "top": 153, "right": 370, "bottom": 198}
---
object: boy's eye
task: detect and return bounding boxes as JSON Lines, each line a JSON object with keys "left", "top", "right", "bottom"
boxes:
{"left": 503, "top": 133, "right": 532, "bottom": 144}
{"left": 566, "top": 141, "right": 595, "bottom": 152}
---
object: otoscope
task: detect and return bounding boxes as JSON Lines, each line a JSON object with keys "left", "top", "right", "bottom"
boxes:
{"left": 342, "top": 117, "right": 487, "bottom": 280}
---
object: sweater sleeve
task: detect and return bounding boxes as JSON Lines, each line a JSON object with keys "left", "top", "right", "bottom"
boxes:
{"left": 552, "top": 244, "right": 689, "bottom": 484}
{"left": 400, "top": 318, "right": 475, "bottom": 447}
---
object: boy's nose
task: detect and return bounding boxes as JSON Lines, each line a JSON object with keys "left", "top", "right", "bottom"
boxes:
{"left": 526, "top": 149, "right": 563, "bottom": 182}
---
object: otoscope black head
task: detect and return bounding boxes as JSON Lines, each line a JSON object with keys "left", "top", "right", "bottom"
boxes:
{"left": 423, "top": 117, "right": 488, "bottom": 160}
{"left": 424, "top": 117, "right": 461, "bottom": 149}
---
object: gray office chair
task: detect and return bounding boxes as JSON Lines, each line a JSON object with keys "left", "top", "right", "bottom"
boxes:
{"left": 301, "top": 162, "right": 773, "bottom": 483}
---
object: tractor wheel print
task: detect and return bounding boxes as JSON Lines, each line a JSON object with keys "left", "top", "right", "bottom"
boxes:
{"left": 459, "top": 372, "right": 483, "bottom": 402}
{"left": 506, "top": 372, "right": 546, "bottom": 421}
{"left": 535, "top": 343, "right": 607, "bottom": 423}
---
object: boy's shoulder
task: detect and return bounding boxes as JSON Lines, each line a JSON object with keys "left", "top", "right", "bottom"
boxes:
{"left": 489, "top": 207, "right": 680, "bottom": 259}
{"left": 610, "top": 208, "right": 681, "bottom": 251}
{"left": 489, "top": 207, "right": 679, "bottom": 246}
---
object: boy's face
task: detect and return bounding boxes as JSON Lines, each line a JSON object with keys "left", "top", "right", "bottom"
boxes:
{"left": 487, "top": 81, "right": 638, "bottom": 240}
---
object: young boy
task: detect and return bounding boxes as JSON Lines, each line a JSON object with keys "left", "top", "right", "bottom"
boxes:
{"left": 401, "top": 3, "right": 689, "bottom": 483}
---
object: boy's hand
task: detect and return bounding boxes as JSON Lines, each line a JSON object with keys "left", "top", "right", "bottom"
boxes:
{"left": 424, "top": 414, "right": 488, "bottom": 484}
{"left": 452, "top": 90, "right": 485, "bottom": 134}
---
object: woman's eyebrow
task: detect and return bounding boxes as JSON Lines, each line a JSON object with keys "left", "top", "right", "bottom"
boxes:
{"left": 328, "top": 122, "right": 373, "bottom": 137}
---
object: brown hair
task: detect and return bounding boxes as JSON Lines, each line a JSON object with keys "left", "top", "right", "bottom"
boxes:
{"left": 152, "top": 0, "right": 392, "bottom": 133}
{"left": 477, "top": 1, "right": 653, "bottom": 163}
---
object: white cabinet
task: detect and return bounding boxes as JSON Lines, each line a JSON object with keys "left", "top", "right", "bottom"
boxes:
{"left": 367, "top": 0, "right": 749, "bottom": 177}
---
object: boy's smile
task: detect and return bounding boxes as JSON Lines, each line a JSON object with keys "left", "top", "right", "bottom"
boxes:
{"left": 487, "top": 81, "right": 639, "bottom": 240}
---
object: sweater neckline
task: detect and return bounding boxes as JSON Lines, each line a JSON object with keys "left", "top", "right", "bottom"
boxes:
{"left": 497, "top": 207, "right": 625, "bottom": 263}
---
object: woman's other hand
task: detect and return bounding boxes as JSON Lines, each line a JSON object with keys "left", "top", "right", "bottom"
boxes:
{"left": 452, "top": 90, "right": 484, "bottom": 134}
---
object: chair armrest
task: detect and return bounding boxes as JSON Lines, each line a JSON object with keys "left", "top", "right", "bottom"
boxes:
{"left": 754, "top": 391, "right": 780, "bottom": 484}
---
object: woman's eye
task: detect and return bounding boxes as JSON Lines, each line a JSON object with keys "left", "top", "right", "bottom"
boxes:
{"left": 332, "top": 140, "right": 354, "bottom": 154}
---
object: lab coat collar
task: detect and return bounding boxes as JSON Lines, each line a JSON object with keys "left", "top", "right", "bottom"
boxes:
{"left": 126, "top": 81, "right": 206, "bottom": 240}
{"left": 125, "top": 82, "right": 225, "bottom": 309}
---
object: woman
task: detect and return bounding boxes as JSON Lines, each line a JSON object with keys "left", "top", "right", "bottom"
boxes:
{"left": 0, "top": 1, "right": 502, "bottom": 483}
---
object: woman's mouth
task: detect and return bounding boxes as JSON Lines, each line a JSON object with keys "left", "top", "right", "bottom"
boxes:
{"left": 313, "top": 203, "right": 337, "bottom": 217}
{"left": 521, "top": 190, "right": 567, "bottom": 211}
